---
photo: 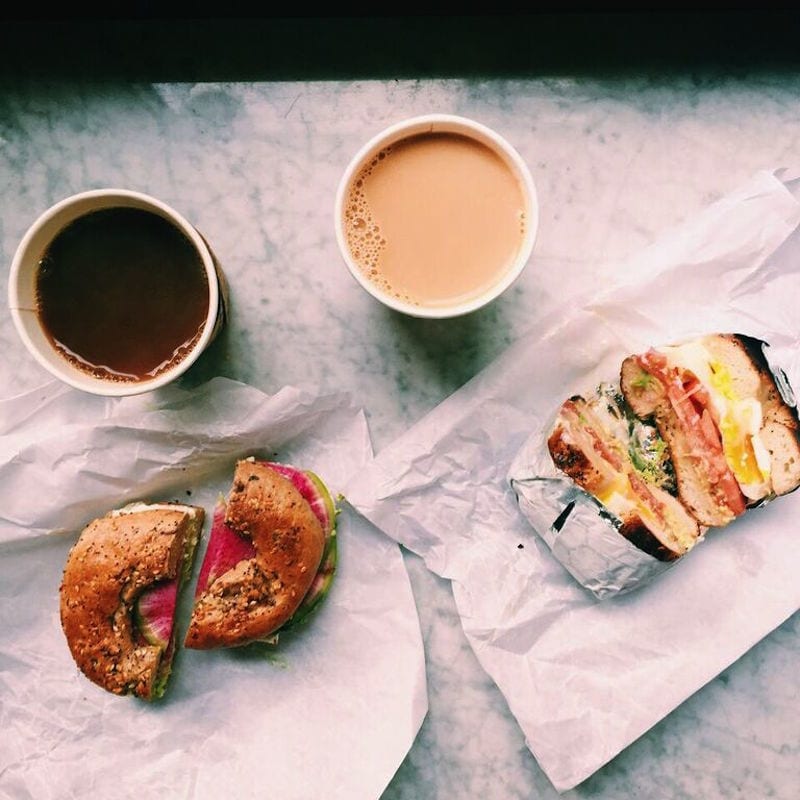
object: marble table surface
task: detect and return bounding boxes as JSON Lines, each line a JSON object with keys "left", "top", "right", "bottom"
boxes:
{"left": 1, "top": 63, "right": 799, "bottom": 798}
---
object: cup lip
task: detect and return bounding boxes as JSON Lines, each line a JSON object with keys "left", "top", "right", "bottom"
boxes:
{"left": 8, "top": 188, "right": 220, "bottom": 397}
{"left": 334, "top": 113, "right": 539, "bottom": 319}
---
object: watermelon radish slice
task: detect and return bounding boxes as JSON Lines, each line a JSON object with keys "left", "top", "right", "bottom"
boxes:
{"left": 135, "top": 581, "right": 181, "bottom": 697}
{"left": 194, "top": 499, "right": 256, "bottom": 597}
{"left": 124, "top": 502, "right": 204, "bottom": 698}
{"left": 136, "top": 580, "right": 179, "bottom": 647}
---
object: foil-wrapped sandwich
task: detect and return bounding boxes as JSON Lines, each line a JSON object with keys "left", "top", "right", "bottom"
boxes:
{"left": 509, "top": 333, "right": 800, "bottom": 598}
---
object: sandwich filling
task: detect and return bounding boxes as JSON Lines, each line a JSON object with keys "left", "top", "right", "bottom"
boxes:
{"left": 636, "top": 339, "right": 772, "bottom": 502}
{"left": 549, "top": 385, "right": 700, "bottom": 560}
{"left": 114, "top": 503, "right": 203, "bottom": 698}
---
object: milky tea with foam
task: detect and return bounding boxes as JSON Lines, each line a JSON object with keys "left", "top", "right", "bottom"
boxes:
{"left": 342, "top": 131, "right": 528, "bottom": 311}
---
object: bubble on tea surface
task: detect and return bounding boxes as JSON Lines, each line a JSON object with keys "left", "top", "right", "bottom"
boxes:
{"left": 344, "top": 163, "right": 387, "bottom": 273}
{"left": 343, "top": 145, "right": 422, "bottom": 307}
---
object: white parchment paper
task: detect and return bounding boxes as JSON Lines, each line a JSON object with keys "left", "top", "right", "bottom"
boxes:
{"left": 345, "top": 169, "right": 800, "bottom": 791}
{"left": 0, "top": 378, "right": 427, "bottom": 800}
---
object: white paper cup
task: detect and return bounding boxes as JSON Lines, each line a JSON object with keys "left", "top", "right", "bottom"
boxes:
{"left": 334, "top": 114, "right": 539, "bottom": 319}
{"left": 8, "top": 189, "right": 226, "bottom": 397}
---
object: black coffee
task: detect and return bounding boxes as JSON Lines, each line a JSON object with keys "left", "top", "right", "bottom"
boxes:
{"left": 36, "top": 207, "right": 210, "bottom": 382}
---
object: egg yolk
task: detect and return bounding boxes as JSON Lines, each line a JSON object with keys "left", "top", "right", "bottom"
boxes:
{"left": 708, "top": 361, "right": 770, "bottom": 495}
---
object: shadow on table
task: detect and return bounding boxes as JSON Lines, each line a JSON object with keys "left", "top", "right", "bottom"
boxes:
{"left": 382, "top": 295, "right": 518, "bottom": 400}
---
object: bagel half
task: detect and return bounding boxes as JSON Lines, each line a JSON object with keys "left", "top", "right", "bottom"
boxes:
{"left": 184, "top": 458, "right": 337, "bottom": 650}
{"left": 59, "top": 502, "right": 204, "bottom": 700}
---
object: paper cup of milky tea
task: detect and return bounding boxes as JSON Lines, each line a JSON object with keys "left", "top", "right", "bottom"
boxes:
{"left": 335, "top": 114, "right": 539, "bottom": 319}
{"left": 8, "top": 188, "right": 227, "bottom": 397}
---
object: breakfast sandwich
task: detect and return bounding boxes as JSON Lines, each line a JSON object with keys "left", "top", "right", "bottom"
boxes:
{"left": 548, "top": 383, "right": 703, "bottom": 562}
{"left": 543, "top": 333, "right": 800, "bottom": 584}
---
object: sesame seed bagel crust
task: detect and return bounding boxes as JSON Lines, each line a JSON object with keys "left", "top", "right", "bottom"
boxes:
{"left": 184, "top": 460, "right": 325, "bottom": 650}
{"left": 59, "top": 507, "right": 198, "bottom": 699}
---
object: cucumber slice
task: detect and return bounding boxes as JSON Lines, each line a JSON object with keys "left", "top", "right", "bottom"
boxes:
{"left": 273, "top": 465, "right": 339, "bottom": 633}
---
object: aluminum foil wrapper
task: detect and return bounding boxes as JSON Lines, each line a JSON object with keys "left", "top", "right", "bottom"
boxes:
{"left": 746, "top": 337, "right": 800, "bottom": 508}
{"left": 509, "top": 422, "right": 678, "bottom": 599}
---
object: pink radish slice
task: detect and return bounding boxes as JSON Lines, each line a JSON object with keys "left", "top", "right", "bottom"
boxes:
{"left": 262, "top": 461, "right": 333, "bottom": 535}
{"left": 136, "top": 580, "right": 178, "bottom": 647}
{"left": 194, "top": 501, "right": 256, "bottom": 597}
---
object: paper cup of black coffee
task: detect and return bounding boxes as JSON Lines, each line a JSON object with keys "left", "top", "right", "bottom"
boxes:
{"left": 8, "top": 189, "right": 225, "bottom": 397}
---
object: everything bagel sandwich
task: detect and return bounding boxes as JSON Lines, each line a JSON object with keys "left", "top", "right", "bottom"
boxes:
{"left": 59, "top": 502, "right": 204, "bottom": 700}
{"left": 184, "top": 458, "right": 338, "bottom": 650}
{"left": 545, "top": 334, "right": 800, "bottom": 574}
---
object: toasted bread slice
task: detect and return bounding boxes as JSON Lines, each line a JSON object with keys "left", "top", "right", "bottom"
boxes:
{"left": 184, "top": 459, "right": 325, "bottom": 650}
{"left": 59, "top": 503, "right": 204, "bottom": 700}
{"left": 547, "top": 387, "right": 701, "bottom": 562}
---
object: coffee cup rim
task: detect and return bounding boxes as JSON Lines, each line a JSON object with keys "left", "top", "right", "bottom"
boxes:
{"left": 334, "top": 113, "right": 539, "bottom": 319}
{"left": 8, "top": 188, "right": 221, "bottom": 397}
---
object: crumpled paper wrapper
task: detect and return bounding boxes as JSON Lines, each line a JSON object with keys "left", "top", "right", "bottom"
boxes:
{"left": 0, "top": 378, "right": 427, "bottom": 800}
{"left": 345, "top": 168, "right": 800, "bottom": 791}
{"left": 508, "top": 340, "right": 796, "bottom": 599}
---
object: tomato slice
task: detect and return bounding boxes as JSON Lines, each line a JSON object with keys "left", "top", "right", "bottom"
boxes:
{"left": 638, "top": 352, "right": 746, "bottom": 517}
{"left": 626, "top": 471, "right": 667, "bottom": 525}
